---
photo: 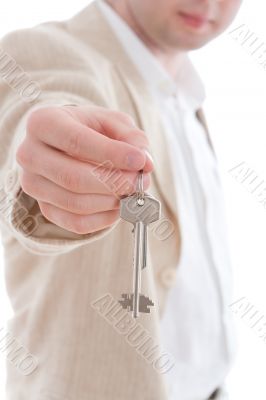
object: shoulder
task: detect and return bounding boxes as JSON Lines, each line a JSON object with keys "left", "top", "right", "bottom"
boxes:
{"left": 0, "top": 18, "right": 111, "bottom": 78}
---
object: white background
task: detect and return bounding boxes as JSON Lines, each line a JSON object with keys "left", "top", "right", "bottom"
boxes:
{"left": 0, "top": 0, "right": 266, "bottom": 399}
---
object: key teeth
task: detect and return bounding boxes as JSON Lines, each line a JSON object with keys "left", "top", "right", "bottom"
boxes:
{"left": 139, "top": 295, "right": 154, "bottom": 314}
{"left": 118, "top": 294, "right": 133, "bottom": 312}
{"left": 118, "top": 294, "right": 154, "bottom": 313}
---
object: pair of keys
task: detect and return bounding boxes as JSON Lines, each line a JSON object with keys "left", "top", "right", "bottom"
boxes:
{"left": 119, "top": 170, "right": 161, "bottom": 318}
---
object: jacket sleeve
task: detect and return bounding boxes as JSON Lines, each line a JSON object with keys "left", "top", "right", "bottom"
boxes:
{"left": 0, "top": 25, "right": 121, "bottom": 256}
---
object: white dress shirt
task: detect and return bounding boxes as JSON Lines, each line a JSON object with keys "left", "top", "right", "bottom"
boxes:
{"left": 97, "top": 1, "right": 237, "bottom": 399}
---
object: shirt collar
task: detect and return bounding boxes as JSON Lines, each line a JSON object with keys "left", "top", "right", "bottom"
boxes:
{"left": 97, "top": 0, "right": 205, "bottom": 111}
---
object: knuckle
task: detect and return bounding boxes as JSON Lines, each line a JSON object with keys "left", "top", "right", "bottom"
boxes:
{"left": 15, "top": 144, "right": 25, "bottom": 166}
{"left": 26, "top": 106, "right": 56, "bottom": 138}
{"left": 16, "top": 141, "right": 33, "bottom": 168}
{"left": 55, "top": 169, "right": 79, "bottom": 191}
{"left": 64, "top": 195, "right": 85, "bottom": 213}
{"left": 66, "top": 129, "right": 82, "bottom": 157}
{"left": 19, "top": 172, "right": 34, "bottom": 196}
{"left": 113, "top": 111, "right": 135, "bottom": 125}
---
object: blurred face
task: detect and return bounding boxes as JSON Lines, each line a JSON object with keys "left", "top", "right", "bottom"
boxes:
{"left": 127, "top": 0, "right": 242, "bottom": 51}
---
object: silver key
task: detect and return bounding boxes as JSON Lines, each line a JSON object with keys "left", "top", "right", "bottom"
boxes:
{"left": 119, "top": 171, "right": 161, "bottom": 318}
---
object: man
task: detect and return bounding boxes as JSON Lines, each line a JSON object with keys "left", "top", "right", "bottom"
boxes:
{"left": 0, "top": 0, "right": 242, "bottom": 399}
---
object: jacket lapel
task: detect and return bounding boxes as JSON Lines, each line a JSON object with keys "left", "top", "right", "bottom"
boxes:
{"left": 196, "top": 108, "right": 216, "bottom": 158}
{"left": 69, "top": 1, "right": 215, "bottom": 227}
{"left": 114, "top": 66, "right": 180, "bottom": 223}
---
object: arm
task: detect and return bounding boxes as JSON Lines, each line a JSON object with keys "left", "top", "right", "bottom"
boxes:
{"left": 0, "top": 26, "right": 153, "bottom": 256}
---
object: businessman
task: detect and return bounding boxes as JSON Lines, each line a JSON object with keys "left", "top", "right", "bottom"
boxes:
{"left": 0, "top": 0, "right": 242, "bottom": 399}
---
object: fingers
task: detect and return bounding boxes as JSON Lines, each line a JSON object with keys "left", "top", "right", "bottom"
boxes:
{"left": 38, "top": 201, "right": 120, "bottom": 235}
{"left": 92, "top": 109, "right": 155, "bottom": 173}
{"left": 27, "top": 106, "right": 153, "bottom": 172}
{"left": 20, "top": 171, "right": 120, "bottom": 215}
{"left": 17, "top": 141, "right": 151, "bottom": 195}
{"left": 18, "top": 104, "right": 155, "bottom": 236}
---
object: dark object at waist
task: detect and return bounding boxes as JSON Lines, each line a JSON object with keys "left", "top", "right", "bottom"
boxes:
{"left": 208, "top": 387, "right": 221, "bottom": 399}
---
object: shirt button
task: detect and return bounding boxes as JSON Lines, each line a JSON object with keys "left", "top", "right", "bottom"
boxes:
{"left": 159, "top": 268, "right": 177, "bottom": 288}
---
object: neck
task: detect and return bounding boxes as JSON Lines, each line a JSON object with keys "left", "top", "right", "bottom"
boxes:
{"left": 105, "top": 0, "right": 183, "bottom": 79}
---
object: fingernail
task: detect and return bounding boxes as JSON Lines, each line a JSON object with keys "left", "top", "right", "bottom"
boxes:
{"left": 126, "top": 152, "right": 145, "bottom": 170}
{"left": 143, "top": 149, "right": 154, "bottom": 165}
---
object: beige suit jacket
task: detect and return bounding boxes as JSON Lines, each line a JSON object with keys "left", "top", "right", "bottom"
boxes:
{"left": 0, "top": 2, "right": 215, "bottom": 399}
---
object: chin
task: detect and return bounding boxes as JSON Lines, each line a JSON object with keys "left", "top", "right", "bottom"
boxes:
{"left": 171, "top": 32, "right": 215, "bottom": 51}
{"left": 167, "top": 38, "right": 209, "bottom": 51}
{"left": 181, "top": 40, "right": 210, "bottom": 50}
{"left": 157, "top": 27, "right": 216, "bottom": 52}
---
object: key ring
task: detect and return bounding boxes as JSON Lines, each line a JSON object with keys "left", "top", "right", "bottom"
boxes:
{"left": 137, "top": 170, "right": 145, "bottom": 206}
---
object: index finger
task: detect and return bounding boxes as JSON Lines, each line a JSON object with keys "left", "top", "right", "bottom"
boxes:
{"left": 27, "top": 107, "right": 153, "bottom": 172}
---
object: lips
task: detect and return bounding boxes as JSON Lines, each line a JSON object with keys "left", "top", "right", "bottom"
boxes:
{"left": 178, "top": 11, "right": 210, "bottom": 29}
